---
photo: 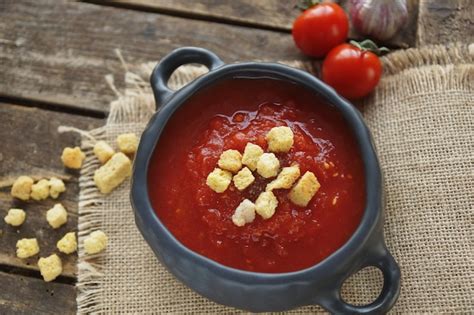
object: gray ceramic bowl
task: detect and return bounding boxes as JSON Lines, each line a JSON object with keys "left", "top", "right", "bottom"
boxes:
{"left": 131, "top": 47, "right": 400, "bottom": 314}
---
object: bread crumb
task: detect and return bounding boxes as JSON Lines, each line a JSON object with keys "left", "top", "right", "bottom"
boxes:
{"left": 117, "top": 133, "right": 138, "bottom": 155}
{"left": 233, "top": 167, "right": 255, "bottom": 191}
{"left": 323, "top": 162, "right": 330, "bottom": 169}
{"left": 49, "top": 177, "right": 66, "bottom": 199}
{"left": 11, "top": 176, "right": 34, "bottom": 200}
{"left": 218, "top": 149, "right": 242, "bottom": 173}
{"left": 266, "top": 164, "right": 300, "bottom": 191}
{"left": 4, "top": 208, "right": 26, "bottom": 226}
{"left": 61, "top": 147, "right": 86, "bottom": 169}
{"left": 266, "top": 126, "right": 294, "bottom": 153}
{"left": 30, "top": 179, "right": 50, "bottom": 201}
{"left": 16, "top": 238, "right": 39, "bottom": 258}
{"left": 46, "top": 203, "right": 68, "bottom": 229}
{"left": 84, "top": 230, "right": 108, "bottom": 254}
{"left": 94, "top": 152, "right": 132, "bottom": 194}
{"left": 256, "top": 153, "right": 280, "bottom": 178}
{"left": 255, "top": 191, "right": 278, "bottom": 219}
{"left": 38, "top": 254, "right": 62, "bottom": 282}
{"left": 241, "top": 143, "right": 264, "bottom": 171}
{"left": 57, "top": 232, "right": 77, "bottom": 254}
{"left": 93, "top": 140, "right": 115, "bottom": 164}
{"left": 289, "top": 171, "right": 321, "bottom": 207}
{"left": 206, "top": 168, "right": 232, "bottom": 193}
{"left": 232, "top": 199, "right": 256, "bottom": 227}
{"left": 332, "top": 196, "right": 338, "bottom": 206}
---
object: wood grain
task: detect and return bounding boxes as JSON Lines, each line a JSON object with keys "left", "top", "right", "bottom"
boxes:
{"left": 417, "top": 0, "right": 473, "bottom": 46}
{"left": 0, "top": 270, "right": 76, "bottom": 314}
{"left": 0, "top": 0, "right": 301, "bottom": 113}
{"left": 0, "top": 103, "right": 103, "bottom": 277}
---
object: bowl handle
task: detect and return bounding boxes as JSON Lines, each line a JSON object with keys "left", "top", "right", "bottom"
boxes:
{"left": 150, "top": 47, "right": 224, "bottom": 108}
{"left": 318, "top": 244, "right": 401, "bottom": 314}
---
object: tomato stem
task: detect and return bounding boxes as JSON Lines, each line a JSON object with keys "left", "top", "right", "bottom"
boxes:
{"left": 349, "top": 40, "right": 390, "bottom": 56}
{"left": 294, "top": 0, "right": 322, "bottom": 11}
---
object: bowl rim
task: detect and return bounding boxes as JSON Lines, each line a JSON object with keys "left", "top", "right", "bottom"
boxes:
{"left": 131, "top": 61, "right": 382, "bottom": 282}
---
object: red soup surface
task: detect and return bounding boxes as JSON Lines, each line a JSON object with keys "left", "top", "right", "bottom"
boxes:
{"left": 148, "top": 78, "right": 365, "bottom": 273}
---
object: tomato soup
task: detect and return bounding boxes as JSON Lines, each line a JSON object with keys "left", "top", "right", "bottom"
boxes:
{"left": 148, "top": 78, "right": 365, "bottom": 273}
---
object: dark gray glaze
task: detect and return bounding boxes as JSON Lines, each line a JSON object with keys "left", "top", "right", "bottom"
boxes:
{"left": 131, "top": 47, "right": 400, "bottom": 314}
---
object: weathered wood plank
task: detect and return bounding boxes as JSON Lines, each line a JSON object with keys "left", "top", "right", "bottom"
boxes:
{"left": 0, "top": 270, "right": 76, "bottom": 315}
{"left": 0, "top": 103, "right": 103, "bottom": 277}
{"left": 417, "top": 0, "right": 473, "bottom": 46}
{"left": 98, "top": 0, "right": 420, "bottom": 47}
{"left": 0, "top": 0, "right": 301, "bottom": 113}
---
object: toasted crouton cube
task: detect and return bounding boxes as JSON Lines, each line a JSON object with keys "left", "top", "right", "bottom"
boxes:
{"left": 11, "top": 176, "right": 34, "bottom": 200}
{"left": 46, "top": 203, "right": 68, "bottom": 229}
{"left": 49, "top": 177, "right": 66, "bottom": 199}
{"left": 61, "top": 146, "right": 86, "bottom": 169}
{"left": 289, "top": 171, "right": 321, "bottom": 207}
{"left": 256, "top": 153, "right": 280, "bottom": 178}
{"left": 266, "top": 165, "right": 301, "bottom": 191}
{"left": 266, "top": 126, "right": 294, "bottom": 153}
{"left": 94, "top": 141, "right": 115, "bottom": 164}
{"left": 255, "top": 191, "right": 278, "bottom": 219}
{"left": 233, "top": 167, "right": 255, "bottom": 191}
{"left": 218, "top": 149, "right": 242, "bottom": 173}
{"left": 117, "top": 133, "right": 139, "bottom": 155}
{"left": 232, "top": 199, "right": 256, "bottom": 227}
{"left": 84, "top": 230, "right": 108, "bottom": 254}
{"left": 206, "top": 168, "right": 232, "bottom": 193}
{"left": 94, "top": 152, "right": 132, "bottom": 194}
{"left": 30, "top": 179, "right": 50, "bottom": 201}
{"left": 38, "top": 254, "right": 62, "bottom": 282}
{"left": 241, "top": 143, "right": 264, "bottom": 171}
{"left": 16, "top": 238, "right": 39, "bottom": 258}
{"left": 4, "top": 208, "right": 26, "bottom": 226}
{"left": 57, "top": 232, "right": 77, "bottom": 254}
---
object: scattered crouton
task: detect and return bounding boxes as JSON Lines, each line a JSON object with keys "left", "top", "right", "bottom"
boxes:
{"left": 255, "top": 191, "right": 278, "bottom": 219}
{"left": 117, "top": 133, "right": 139, "bottom": 155}
{"left": 46, "top": 203, "right": 68, "bottom": 229}
{"left": 256, "top": 153, "right": 280, "bottom": 178}
{"left": 232, "top": 199, "right": 256, "bottom": 227}
{"left": 218, "top": 149, "right": 243, "bottom": 173}
{"left": 38, "top": 254, "right": 62, "bottom": 282}
{"left": 11, "top": 176, "right": 34, "bottom": 200}
{"left": 57, "top": 232, "right": 77, "bottom": 254}
{"left": 266, "top": 126, "right": 294, "bottom": 153}
{"left": 266, "top": 165, "right": 301, "bottom": 191}
{"left": 94, "top": 140, "right": 115, "bottom": 164}
{"left": 206, "top": 168, "right": 232, "bottom": 193}
{"left": 233, "top": 167, "right": 255, "bottom": 191}
{"left": 84, "top": 230, "right": 108, "bottom": 254}
{"left": 30, "top": 179, "right": 50, "bottom": 201}
{"left": 49, "top": 177, "right": 66, "bottom": 199}
{"left": 241, "top": 143, "right": 264, "bottom": 171}
{"left": 4, "top": 208, "right": 26, "bottom": 226}
{"left": 61, "top": 146, "right": 86, "bottom": 169}
{"left": 16, "top": 238, "right": 39, "bottom": 258}
{"left": 94, "top": 152, "right": 132, "bottom": 194}
{"left": 289, "top": 171, "right": 321, "bottom": 207}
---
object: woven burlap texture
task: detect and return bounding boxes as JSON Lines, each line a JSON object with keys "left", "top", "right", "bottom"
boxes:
{"left": 76, "top": 44, "right": 473, "bottom": 314}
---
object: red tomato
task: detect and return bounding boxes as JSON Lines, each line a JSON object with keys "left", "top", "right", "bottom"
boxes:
{"left": 292, "top": 3, "right": 349, "bottom": 58}
{"left": 322, "top": 43, "right": 382, "bottom": 100}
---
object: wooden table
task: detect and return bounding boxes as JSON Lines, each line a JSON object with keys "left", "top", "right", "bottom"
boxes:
{"left": 0, "top": 1, "right": 471, "bottom": 313}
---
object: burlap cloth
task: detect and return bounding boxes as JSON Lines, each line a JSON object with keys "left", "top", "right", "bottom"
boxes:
{"left": 76, "top": 44, "right": 473, "bottom": 314}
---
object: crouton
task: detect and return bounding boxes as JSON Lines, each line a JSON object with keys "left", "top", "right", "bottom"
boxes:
{"left": 94, "top": 152, "right": 132, "bottom": 194}
{"left": 16, "top": 238, "right": 39, "bottom": 258}
{"left": 93, "top": 141, "right": 115, "bottom": 164}
{"left": 266, "top": 126, "right": 294, "bottom": 153}
{"left": 255, "top": 191, "right": 278, "bottom": 219}
{"left": 4, "top": 208, "right": 26, "bottom": 226}
{"left": 266, "top": 165, "right": 301, "bottom": 191}
{"left": 206, "top": 168, "right": 232, "bottom": 193}
{"left": 84, "top": 230, "right": 108, "bottom": 254}
{"left": 30, "top": 179, "right": 50, "bottom": 201}
{"left": 61, "top": 147, "right": 86, "bottom": 169}
{"left": 241, "top": 143, "right": 264, "bottom": 171}
{"left": 218, "top": 149, "right": 242, "bottom": 173}
{"left": 117, "top": 133, "right": 139, "bottom": 155}
{"left": 256, "top": 153, "right": 280, "bottom": 178}
{"left": 232, "top": 199, "right": 256, "bottom": 227}
{"left": 11, "top": 176, "right": 34, "bottom": 200}
{"left": 49, "top": 177, "right": 66, "bottom": 199}
{"left": 57, "top": 232, "right": 77, "bottom": 254}
{"left": 288, "top": 171, "right": 321, "bottom": 207}
{"left": 38, "top": 254, "right": 62, "bottom": 282}
{"left": 46, "top": 203, "right": 68, "bottom": 229}
{"left": 233, "top": 167, "right": 255, "bottom": 191}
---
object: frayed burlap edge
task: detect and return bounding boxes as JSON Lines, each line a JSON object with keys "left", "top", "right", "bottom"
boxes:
{"left": 74, "top": 43, "right": 472, "bottom": 314}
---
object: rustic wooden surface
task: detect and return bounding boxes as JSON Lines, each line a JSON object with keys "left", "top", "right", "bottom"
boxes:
{"left": 0, "top": 0, "right": 471, "bottom": 313}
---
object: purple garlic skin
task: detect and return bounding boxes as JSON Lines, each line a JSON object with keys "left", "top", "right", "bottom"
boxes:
{"left": 350, "top": 0, "right": 408, "bottom": 41}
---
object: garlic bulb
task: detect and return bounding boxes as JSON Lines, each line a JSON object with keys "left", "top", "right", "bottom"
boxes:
{"left": 350, "top": 0, "right": 408, "bottom": 41}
